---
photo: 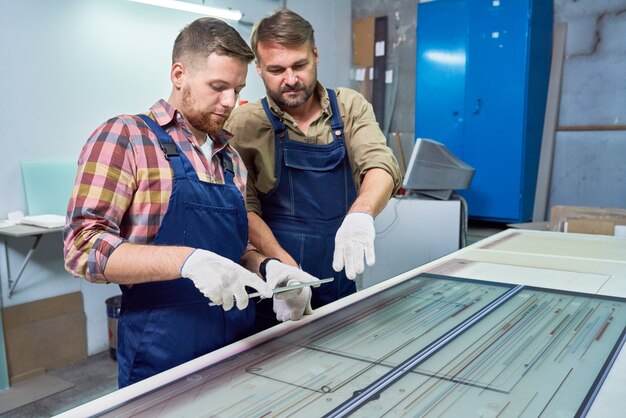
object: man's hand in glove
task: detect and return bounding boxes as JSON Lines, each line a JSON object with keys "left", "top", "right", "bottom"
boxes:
{"left": 264, "top": 259, "right": 320, "bottom": 299}
{"left": 181, "top": 249, "right": 272, "bottom": 311}
{"left": 274, "top": 280, "right": 314, "bottom": 322}
{"left": 332, "top": 212, "right": 375, "bottom": 279}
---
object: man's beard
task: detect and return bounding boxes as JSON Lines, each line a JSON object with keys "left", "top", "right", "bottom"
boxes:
{"left": 267, "top": 79, "right": 316, "bottom": 108}
{"left": 181, "top": 86, "right": 225, "bottom": 135}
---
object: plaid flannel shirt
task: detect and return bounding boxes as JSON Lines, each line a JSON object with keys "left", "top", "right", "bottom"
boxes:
{"left": 63, "top": 99, "right": 248, "bottom": 282}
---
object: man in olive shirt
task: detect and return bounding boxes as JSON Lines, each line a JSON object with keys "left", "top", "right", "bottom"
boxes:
{"left": 226, "top": 9, "right": 401, "bottom": 329}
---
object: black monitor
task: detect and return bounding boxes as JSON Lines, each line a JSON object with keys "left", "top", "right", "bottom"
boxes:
{"left": 402, "top": 138, "right": 475, "bottom": 200}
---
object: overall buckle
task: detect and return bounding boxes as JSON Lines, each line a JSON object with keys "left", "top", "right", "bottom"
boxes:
{"left": 159, "top": 143, "right": 179, "bottom": 160}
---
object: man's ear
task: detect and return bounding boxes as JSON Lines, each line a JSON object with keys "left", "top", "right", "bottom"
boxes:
{"left": 255, "top": 60, "right": 262, "bottom": 76}
{"left": 171, "top": 62, "right": 185, "bottom": 89}
{"left": 313, "top": 46, "right": 319, "bottom": 65}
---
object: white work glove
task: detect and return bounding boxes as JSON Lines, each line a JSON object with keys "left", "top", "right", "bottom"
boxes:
{"left": 273, "top": 279, "right": 314, "bottom": 322}
{"left": 265, "top": 260, "right": 320, "bottom": 300}
{"left": 181, "top": 249, "right": 272, "bottom": 311}
{"left": 332, "top": 212, "right": 376, "bottom": 280}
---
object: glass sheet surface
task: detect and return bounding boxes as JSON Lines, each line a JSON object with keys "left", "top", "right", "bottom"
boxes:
{"left": 350, "top": 287, "right": 626, "bottom": 417}
{"left": 479, "top": 231, "right": 626, "bottom": 262}
{"left": 99, "top": 275, "right": 626, "bottom": 418}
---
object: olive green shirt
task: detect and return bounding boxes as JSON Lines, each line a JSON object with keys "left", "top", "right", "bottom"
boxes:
{"left": 226, "top": 82, "right": 402, "bottom": 216}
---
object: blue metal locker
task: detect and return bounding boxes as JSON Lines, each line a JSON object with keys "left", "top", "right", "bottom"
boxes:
{"left": 415, "top": 0, "right": 552, "bottom": 223}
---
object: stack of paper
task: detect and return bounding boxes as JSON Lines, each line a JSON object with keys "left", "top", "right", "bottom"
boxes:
{"left": 20, "top": 214, "right": 66, "bottom": 228}
{"left": 0, "top": 220, "right": 18, "bottom": 229}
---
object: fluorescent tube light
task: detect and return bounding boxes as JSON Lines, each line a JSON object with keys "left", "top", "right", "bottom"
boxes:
{"left": 130, "top": 0, "right": 242, "bottom": 21}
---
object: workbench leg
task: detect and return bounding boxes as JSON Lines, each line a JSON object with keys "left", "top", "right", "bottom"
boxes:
{"left": 2, "top": 237, "right": 8, "bottom": 293}
{"left": 8, "top": 234, "right": 43, "bottom": 298}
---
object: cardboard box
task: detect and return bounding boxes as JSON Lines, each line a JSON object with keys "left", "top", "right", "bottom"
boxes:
{"left": 2, "top": 292, "right": 87, "bottom": 384}
{"left": 548, "top": 205, "right": 626, "bottom": 236}
{"left": 353, "top": 16, "right": 375, "bottom": 67}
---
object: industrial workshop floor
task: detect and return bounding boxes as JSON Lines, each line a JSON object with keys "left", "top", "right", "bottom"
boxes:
{"left": 466, "top": 220, "right": 509, "bottom": 246}
{"left": 0, "top": 221, "right": 506, "bottom": 417}
{"left": 0, "top": 351, "right": 117, "bottom": 417}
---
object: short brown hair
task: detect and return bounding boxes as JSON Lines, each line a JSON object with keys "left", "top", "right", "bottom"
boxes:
{"left": 173, "top": 17, "right": 254, "bottom": 67}
{"left": 250, "top": 9, "right": 315, "bottom": 58}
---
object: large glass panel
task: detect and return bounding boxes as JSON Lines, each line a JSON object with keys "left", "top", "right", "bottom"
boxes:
{"left": 101, "top": 275, "right": 511, "bottom": 417}
{"left": 345, "top": 287, "right": 626, "bottom": 417}
{"left": 478, "top": 231, "right": 626, "bottom": 262}
{"left": 97, "top": 275, "right": 626, "bottom": 417}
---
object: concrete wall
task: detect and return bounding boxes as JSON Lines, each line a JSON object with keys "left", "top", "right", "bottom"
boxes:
{"left": 548, "top": 0, "right": 626, "bottom": 212}
{"left": 0, "top": 0, "right": 350, "bottom": 355}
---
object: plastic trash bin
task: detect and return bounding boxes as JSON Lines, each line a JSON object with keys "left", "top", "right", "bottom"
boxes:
{"left": 106, "top": 295, "right": 122, "bottom": 361}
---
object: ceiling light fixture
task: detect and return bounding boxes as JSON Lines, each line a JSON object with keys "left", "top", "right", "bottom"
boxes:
{"left": 130, "top": 0, "right": 242, "bottom": 21}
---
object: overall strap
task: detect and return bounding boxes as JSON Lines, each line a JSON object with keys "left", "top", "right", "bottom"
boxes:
{"left": 326, "top": 89, "right": 345, "bottom": 142}
{"left": 218, "top": 150, "right": 235, "bottom": 185}
{"left": 261, "top": 98, "right": 288, "bottom": 139}
{"left": 260, "top": 98, "right": 286, "bottom": 184}
{"left": 136, "top": 114, "right": 195, "bottom": 180}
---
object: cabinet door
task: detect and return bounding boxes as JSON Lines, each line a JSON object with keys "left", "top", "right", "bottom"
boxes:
{"left": 461, "top": 0, "right": 530, "bottom": 221}
{"left": 415, "top": 0, "right": 468, "bottom": 158}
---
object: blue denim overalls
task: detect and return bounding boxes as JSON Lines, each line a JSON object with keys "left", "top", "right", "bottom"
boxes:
{"left": 255, "top": 89, "right": 357, "bottom": 329}
{"left": 116, "top": 114, "right": 254, "bottom": 387}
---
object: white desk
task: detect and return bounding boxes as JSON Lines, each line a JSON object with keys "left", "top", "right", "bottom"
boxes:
{"left": 0, "top": 224, "right": 63, "bottom": 298}
{"left": 57, "top": 230, "right": 626, "bottom": 417}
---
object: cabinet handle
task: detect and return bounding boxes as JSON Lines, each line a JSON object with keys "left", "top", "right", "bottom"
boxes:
{"left": 473, "top": 99, "right": 482, "bottom": 115}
